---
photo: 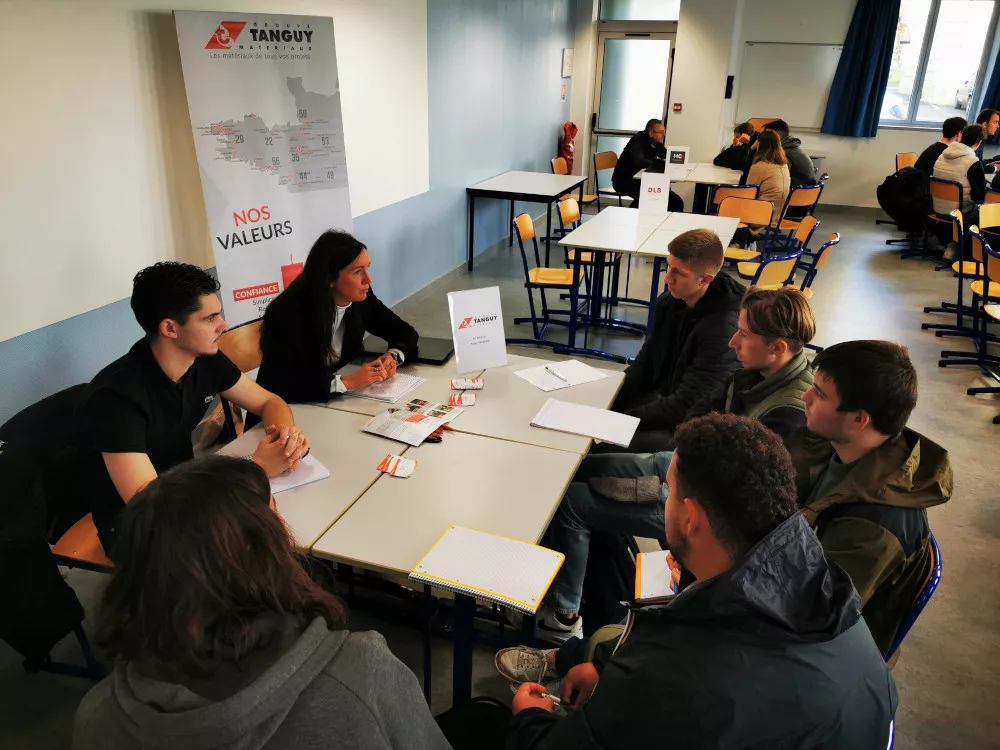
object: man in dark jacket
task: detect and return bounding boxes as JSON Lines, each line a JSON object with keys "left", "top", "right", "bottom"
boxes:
{"left": 508, "top": 414, "right": 897, "bottom": 749}
{"left": 609, "top": 229, "right": 743, "bottom": 452}
{"left": 515, "top": 287, "right": 814, "bottom": 644}
{"left": 712, "top": 121, "right": 756, "bottom": 177}
{"left": 973, "top": 108, "right": 1000, "bottom": 174}
{"left": 914, "top": 116, "right": 966, "bottom": 177}
{"left": 765, "top": 119, "right": 815, "bottom": 187}
{"left": 793, "top": 340, "right": 952, "bottom": 658}
{"left": 611, "top": 118, "right": 684, "bottom": 211}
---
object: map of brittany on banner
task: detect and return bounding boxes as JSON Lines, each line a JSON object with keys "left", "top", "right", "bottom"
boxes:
{"left": 174, "top": 11, "right": 352, "bottom": 326}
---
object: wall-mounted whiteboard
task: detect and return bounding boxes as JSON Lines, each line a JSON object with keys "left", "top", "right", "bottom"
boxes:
{"left": 735, "top": 42, "right": 842, "bottom": 131}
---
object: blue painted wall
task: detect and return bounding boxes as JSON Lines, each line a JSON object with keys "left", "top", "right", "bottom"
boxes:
{"left": 0, "top": 0, "right": 576, "bottom": 424}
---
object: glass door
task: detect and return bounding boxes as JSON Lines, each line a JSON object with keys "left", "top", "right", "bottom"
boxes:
{"left": 592, "top": 32, "right": 675, "bottom": 162}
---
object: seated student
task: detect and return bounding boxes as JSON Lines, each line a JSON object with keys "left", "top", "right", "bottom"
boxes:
{"left": 744, "top": 129, "right": 790, "bottom": 239}
{"left": 712, "top": 121, "right": 756, "bottom": 177}
{"left": 611, "top": 118, "right": 684, "bottom": 212}
{"left": 973, "top": 108, "right": 1000, "bottom": 174}
{"left": 607, "top": 229, "right": 743, "bottom": 453}
{"left": 72, "top": 455, "right": 451, "bottom": 750}
{"left": 764, "top": 119, "right": 815, "bottom": 187}
{"left": 793, "top": 340, "right": 953, "bottom": 658}
{"left": 76, "top": 263, "right": 308, "bottom": 554}
{"left": 505, "top": 414, "right": 897, "bottom": 750}
{"left": 517, "top": 287, "right": 815, "bottom": 642}
{"left": 255, "top": 230, "right": 419, "bottom": 408}
{"left": 914, "top": 116, "right": 966, "bottom": 177}
{"left": 932, "top": 123, "right": 986, "bottom": 246}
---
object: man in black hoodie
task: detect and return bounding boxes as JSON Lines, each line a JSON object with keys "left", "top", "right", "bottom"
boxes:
{"left": 611, "top": 118, "right": 684, "bottom": 211}
{"left": 609, "top": 228, "right": 743, "bottom": 452}
{"left": 508, "top": 414, "right": 897, "bottom": 750}
{"left": 712, "top": 121, "right": 756, "bottom": 178}
{"left": 765, "top": 119, "right": 815, "bottom": 187}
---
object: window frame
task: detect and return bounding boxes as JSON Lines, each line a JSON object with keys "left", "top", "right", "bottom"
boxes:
{"left": 879, "top": 0, "right": 1000, "bottom": 129}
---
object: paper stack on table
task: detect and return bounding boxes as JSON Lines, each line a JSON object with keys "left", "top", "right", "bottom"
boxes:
{"left": 514, "top": 359, "right": 609, "bottom": 392}
{"left": 343, "top": 370, "right": 425, "bottom": 403}
{"left": 530, "top": 398, "right": 639, "bottom": 447}
{"left": 269, "top": 454, "right": 331, "bottom": 494}
{"left": 362, "top": 411, "right": 446, "bottom": 447}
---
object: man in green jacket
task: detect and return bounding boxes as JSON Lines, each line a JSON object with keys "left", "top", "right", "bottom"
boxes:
{"left": 525, "top": 287, "right": 817, "bottom": 644}
{"left": 793, "top": 340, "right": 952, "bottom": 658}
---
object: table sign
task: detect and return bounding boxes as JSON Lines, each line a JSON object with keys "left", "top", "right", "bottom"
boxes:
{"left": 448, "top": 286, "right": 508, "bottom": 373}
{"left": 638, "top": 172, "right": 672, "bottom": 218}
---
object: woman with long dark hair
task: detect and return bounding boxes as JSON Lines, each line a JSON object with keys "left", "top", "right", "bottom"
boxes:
{"left": 72, "top": 455, "right": 451, "bottom": 749}
{"left": 256, "top": 230, "right": 418, "bottom": 406}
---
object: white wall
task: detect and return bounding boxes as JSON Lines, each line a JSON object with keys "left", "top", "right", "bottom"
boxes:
{"left": 569, "top": 0, "right": 600, "bottom": 178}
{"left": 0, "top": 0, "right": 428, "bottom": 343}
{"left": 736, "top": 0, "right": 940, "bottom": 207}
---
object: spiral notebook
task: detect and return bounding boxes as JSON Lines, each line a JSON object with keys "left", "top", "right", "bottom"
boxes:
{"left": 408, "top": 526, "right": 564, "bottom": 615}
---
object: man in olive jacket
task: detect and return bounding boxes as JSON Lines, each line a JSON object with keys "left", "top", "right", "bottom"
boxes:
{"left": 794, "top": 340, "right": 952, "bottom": 658}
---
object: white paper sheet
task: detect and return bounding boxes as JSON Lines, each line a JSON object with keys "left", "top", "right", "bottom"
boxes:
{"left": 514, "top": 359, "right": 610, "bottom": 392}
{"left": 530, "top": 398, "right": 640, "bottom": 448}
{"left": 344, "top": 372, "right": 425, "bottom": 404}
{"left": 269, "top": 454, "right": 331, "bottom": 494}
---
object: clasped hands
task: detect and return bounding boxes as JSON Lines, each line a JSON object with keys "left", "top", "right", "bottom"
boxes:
{"left": 342, "top": 353, "right": 398, "bottom": 391}
{"left": 252, "top": 423, "right": 310, "bottom": 476}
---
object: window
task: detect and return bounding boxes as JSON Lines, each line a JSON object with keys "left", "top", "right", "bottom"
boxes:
{"left": 880, "top": 0, "right": 999, "bottom": 127}
{"left": 599, "top": 0, "right": 680, "bottom": 22}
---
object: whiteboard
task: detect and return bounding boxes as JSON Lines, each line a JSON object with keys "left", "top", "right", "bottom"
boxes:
{"left": 735, "top": 42, "right": 843, "bottom": 131}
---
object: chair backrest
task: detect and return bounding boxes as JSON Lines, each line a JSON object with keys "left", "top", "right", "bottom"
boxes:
{"left": 718, "top": 196, "right": 774, "bottom": 226}
{"left": 985, "top": 233, "right": 1000, "bottom": 286}
{"left": 969, "top": 225, "right": 987, "bottom": 264}
{"left": 551, "top": 156, "right": 569, "bottom": 175}
{"left": 817, "top": 172, "right": 830, "bottom": 184}
{"left": 751, "top": 250, "right": 803, "bottom": 287}
{"left": 558, "top": 197, "right": 581, "bottom": 231}
{"left": 928, "top": 176, "right": 963, "bottom": 205}
{"left": 793, "top": 215, "right": 821, "bottom": 248}
{"left": 985, "top": 187, "right": 1000, "bottom": 204}
{"left": 711, "top": 183, "right": 759, "bottom": 209}
{"left": 978, "top": 201, "right": 1000, "bottom": 230}
{"left": 594, "top": 151, "right": 618, "bottom": 171}
{"left": 513, "top": 212, "right": 542, "bottom": 276}
{"left": 884, "top": 533, "right": 942, "bottom": 662}
{"left": 218, "top": 320, "right": 263, "bottom": 373}
{"left": 810, "top": 232, "right": 840, "bottom": 274}
{"left": 785, "top": 183, "right": 824, "bottom": 209}
{"left": 948, "top": 209, "right": 964, "bottom": 245}
{"left": 896, "top": 152, "right": 918, "bottom": 170}
{"left": 747, "top": 117, "right": 778, "bottom": 132}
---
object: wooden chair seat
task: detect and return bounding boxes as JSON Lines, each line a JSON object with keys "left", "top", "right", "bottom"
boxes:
{"left": 725, "top": 247, "right": 760, "bottom": 262}
{"left": 953, "top": 261, "right": 983, "bottom": 276}
{"left": 737, "top": 261, "right": 760, "bottom": 278}
{"left": 566, "top": 249, "right": 621, "bottom": 264}
{"left": 985, "top": 303, "right": 1000, "bottom": 322}
{"left": 52, "top": 513, "right": 113, "bottom": 570}
{"left": 528, "top": 267, "right": 576, "bottom": 286}
{"left": 779, "top": 218, "right": 802, "bottom": 231}
{"left": 971, "top": 279, "right": 1000, "bottom": 297}
{"left": 737, "top": 222, "right": 748, "bottom": 229}
{"left": 927, "top": 213, "right": 953, "bottom": 224}
{"left": 560, "top": 193, "right": 597, "bottom": 204}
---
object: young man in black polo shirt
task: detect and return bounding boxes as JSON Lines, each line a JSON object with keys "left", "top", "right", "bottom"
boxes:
{"left": 78, "top": 262, "right": 309, "bottom": 552}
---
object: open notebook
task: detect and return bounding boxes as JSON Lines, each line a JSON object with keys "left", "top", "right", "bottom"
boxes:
{"left": 409, "top": 526, "right": 564, "bottom": 615}
{"left": 269, "top": 454, "right": 331, "bottom": 494}
{"left": 635, "top": 550, "right": 678, "bottom": 606}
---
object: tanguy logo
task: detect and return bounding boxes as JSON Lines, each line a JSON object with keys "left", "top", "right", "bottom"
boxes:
{"left": 206, "top": 21, "right": 248, "bottom": 50}
{"left": 233, "top": 282, "right": 279, "bottom": 301}
{"left": 457, "top": 315, "right": 497, "bottom": 330}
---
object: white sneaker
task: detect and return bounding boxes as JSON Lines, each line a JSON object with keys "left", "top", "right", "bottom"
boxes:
{"left": 535, "top": 606, "right": 584, "bottom": 644}
{"left": 494, "top": 645, "right": 558, "bottom": 686}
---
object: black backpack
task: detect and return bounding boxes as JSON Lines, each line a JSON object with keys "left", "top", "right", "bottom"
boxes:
{"left": 579, "top": 531, "right": 640, "bottom": 635}
{"left": 876, "top": 166, "right": 931, "bottom": 233}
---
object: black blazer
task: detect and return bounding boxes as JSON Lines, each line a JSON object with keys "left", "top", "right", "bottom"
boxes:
{"left": 255, "top": 286, "right": 419, "bottom": 407}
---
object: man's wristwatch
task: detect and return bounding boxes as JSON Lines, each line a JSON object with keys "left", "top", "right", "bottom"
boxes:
{"left": 389, "top": 350, "right": 403, "bottom": 366}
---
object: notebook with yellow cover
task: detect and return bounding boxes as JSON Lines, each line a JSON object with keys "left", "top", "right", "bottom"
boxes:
{"left": 635, "top": 550, "right": 679, "bottom": 605}
{"left": 408, "top": 526, "right": 564, "bottom": 615}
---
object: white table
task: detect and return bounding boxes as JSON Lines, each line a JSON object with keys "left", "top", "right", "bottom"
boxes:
{"left": 447, "top": 353, "right": 624, "bottom": 454}
{"left": 466, "top": 170, "right": 587, "bottom": 271}
{"left": 323, "top": 360, "right": 482, "bottom": 417}
{"left": 218, "top": 405, "right": 398, "bottom": 550}
{"left": 633, "top": 162, "right": 744, "bottom": 213}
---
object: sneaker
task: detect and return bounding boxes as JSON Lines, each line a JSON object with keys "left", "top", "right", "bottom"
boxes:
{"left": 536, "top": 606, "right": 584, "bottom": 644}
{"left": 494, "top": 645, "right": 558, "bottom": 686}
{"left": 943, "top": 242, "right": 957, "bottom": 261}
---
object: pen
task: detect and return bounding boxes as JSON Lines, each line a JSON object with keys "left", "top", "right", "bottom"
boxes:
{"left": 545, "top": 365, "right": 569, "bottom": 384}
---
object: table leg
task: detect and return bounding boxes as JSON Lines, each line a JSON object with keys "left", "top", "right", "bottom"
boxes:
{"left": 509, "top": 200, "right": 515, "bottom": 246}
{"left": 693, "top": 184, "right": 710, "bottom": 214}
{"left": 545, "top": 201, "right": 553, "bottom": 267}
{"left": 423, "top": 585, "right": 434, "bottom": 704}
{"left": 467, "top": 195, "right": 476, "bottom": 272}
{"left": 647, "top": 257, "right": 664, "bottom": 331}
{"left": 590, "top": 250, "right": 606, "bottom": 327}
{"left": 568, "top": 252, "right": 581, "bottom": 348}
{"left": 452, "top": 593, "right": 476, "bottom": 706}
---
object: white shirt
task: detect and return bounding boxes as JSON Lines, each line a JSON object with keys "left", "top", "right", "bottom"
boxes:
{"left": 329, "top": 303, "right": 405, "bottom": 394}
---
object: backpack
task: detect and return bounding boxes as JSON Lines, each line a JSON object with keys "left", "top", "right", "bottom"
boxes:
{"left": 579, "top": 531, "right": 640, "bottom": 635}
{"left": 876, "top": 166, "right": 931, "bottom": 233}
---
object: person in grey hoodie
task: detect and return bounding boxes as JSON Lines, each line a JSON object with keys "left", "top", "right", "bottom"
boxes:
{"left": 764, "top": 119, "right": 816, "bottom": 187}
{"left": 72, "top": 455, "right": 452, "bottom": 750}
{"left": 932, "top": 123, "right": 987, "bottom": 226}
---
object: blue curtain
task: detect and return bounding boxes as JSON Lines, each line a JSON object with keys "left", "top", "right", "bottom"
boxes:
{"left": 821, "top": 0, "right": 902, "bottom": 138}
{"left": 981, "top": 53, "right": 1000, "bottom": 141}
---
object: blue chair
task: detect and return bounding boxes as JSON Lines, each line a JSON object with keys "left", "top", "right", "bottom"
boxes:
{"left": 884, "top": 533, "right": 942, "bottom": 662}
